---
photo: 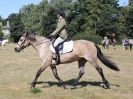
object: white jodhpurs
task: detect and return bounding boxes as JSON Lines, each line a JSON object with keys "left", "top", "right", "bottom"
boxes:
{"left": 53, "top": 37, "right": 65, "bottom": 48}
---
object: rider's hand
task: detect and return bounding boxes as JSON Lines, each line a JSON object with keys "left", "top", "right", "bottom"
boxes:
{"left": 47, "top": 35, "right": 53, "bottom": 40}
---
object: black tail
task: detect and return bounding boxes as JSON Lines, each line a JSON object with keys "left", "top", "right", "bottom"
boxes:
{"left": 95, "top": 44, "right": 120, "bottom": 71}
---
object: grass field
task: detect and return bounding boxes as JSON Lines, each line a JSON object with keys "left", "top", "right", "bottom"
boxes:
{"left": 0, "top": 43, "right": 133, "bottom": 99}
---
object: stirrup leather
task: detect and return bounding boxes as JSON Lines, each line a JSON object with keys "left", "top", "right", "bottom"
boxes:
{"left": 54, "top": 47, "right": 60, "bottom": 65}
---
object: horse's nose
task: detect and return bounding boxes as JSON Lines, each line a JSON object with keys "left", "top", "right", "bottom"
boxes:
{"left": 14, "top": 47, "right": 20, "bottom": 52}
{"left": 14, "top": 48, "right": 17, "bottom": 52}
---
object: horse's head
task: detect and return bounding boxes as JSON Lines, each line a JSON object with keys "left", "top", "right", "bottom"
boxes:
{"left": 14, "top": 32, "right": 36, "bottom": 52}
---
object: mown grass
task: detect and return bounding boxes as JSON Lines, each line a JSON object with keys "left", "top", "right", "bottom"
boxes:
{"left": 0, "top": 43, "right": 133, "bottom": 99}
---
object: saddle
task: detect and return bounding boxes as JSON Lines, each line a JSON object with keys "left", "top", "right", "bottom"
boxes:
{"left": 50, "top": 40, "right": 73, "bottom": 54}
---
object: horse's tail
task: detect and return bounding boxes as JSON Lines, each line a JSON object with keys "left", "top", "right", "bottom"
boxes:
{"left": 95, "top": 44, "right": 120, "bottom": 71}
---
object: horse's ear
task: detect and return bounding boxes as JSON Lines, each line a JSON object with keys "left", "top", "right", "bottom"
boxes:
{"left": 23, "top": 32, "right": 28, "bottom": 37}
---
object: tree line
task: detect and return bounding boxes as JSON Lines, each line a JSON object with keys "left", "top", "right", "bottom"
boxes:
{"left": 0, "top": 0, "right": 133, "bottom": 43}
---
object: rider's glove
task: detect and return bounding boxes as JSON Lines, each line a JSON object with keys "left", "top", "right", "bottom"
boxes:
{"left": 47, "top": 35, "right": 53, "bottom": 40}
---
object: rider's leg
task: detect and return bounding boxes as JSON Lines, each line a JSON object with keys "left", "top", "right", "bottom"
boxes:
{"left": 53, "top": 37, "right": 65, "bottom": 64}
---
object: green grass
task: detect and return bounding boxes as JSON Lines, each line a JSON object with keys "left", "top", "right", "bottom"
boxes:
{"left": 31, "top": 88, "right": 42, "bottom": 94}
{"left": 0, "top": 43, "right": 133, "bottom": 99}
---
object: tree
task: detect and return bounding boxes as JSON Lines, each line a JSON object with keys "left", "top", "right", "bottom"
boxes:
{"left": 0, "top": 16, "right": 4, "bottom": 39}
{"left": 125, "top": 4, "right": 133, "bottom": 37}
{"left": 0, "top": 23, "right": 3, "bottom": 36}
{"left": 97, "top": 0, "right": 119, "bottom": 37}
{"left": 0, "top": 16, "right": 2, "bottom": 21}
{"left": 67, "top": 0, "right": 119, "bottom": 42}
{"left": 7, "top": 13, "right": 24, "bottom": 42}
{"left": 129, "top": 0, "right": 133, "bottom": 5}
{"left": 5, "top": 0, "right": 131, "bottom": 43}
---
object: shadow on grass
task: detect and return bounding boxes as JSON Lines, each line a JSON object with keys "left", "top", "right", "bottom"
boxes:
{"left": 35, "top": 79, "right": 120, "bottom": 89}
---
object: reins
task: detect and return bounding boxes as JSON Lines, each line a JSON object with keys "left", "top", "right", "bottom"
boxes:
{"left": 32, "top": 38, "right": 51, "bottom": 47}
{"left": 17, "top": 33, "right": 51, "bottom": 50}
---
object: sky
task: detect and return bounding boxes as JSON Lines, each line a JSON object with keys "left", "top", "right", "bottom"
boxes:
{"left": 0, "top": 0, "right": 42, "bottom": 19}
{"left": 0, "top": 0, "right": 129, "bottom": 19}
{"left": 118, "top": 0, "right": 129, "bottom": 6}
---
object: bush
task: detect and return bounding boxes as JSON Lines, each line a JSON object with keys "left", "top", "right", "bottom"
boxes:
{"left": 117, "top": 34, "right": 126, "bottom": 44}
{"left": 10, "top": 32, "right": 22, "bottom": 43}
{"left": 72, "top": 33, "right": 102, "bottom": 44}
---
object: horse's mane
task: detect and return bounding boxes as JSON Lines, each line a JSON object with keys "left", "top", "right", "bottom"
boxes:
{"left": 24, "top": 32, "right": 36, "bottom": 41}
{"left": 23, "top": 32, "right": 50, "bottom": 42}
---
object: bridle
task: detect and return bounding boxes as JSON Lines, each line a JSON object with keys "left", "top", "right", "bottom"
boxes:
{"left": 16, "top": 36, "right": 27, "bottom": 50}
{"left": 17, "top": 35, "right": 51, "bottom": 50}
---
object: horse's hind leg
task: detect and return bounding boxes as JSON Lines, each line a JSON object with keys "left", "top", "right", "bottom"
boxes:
{"left": 130, "top": 44, "right": 132, "bottom": 50}
{"left": 74, "top": 59, "right": 87, "bottom": 87}
{"left": 91, "top": 62, "right": 110, "bottom": 89}
{"left": 50, "top": 65, "right": 66, "bottom": 89}
{"left": 102, "top": 44, "right": 105, "bottom": 49}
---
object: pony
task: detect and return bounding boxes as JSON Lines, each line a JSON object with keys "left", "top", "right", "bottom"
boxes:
{"left": 14, "top": 32, "right": 120, "bottom": 89}
{"left": 122, "top": 39, "right": 129, "bottom": 50}
{"left": 111, "top": 38, "right": 117, "bottom": 50}
{"left": 101, "top": 39, "right": 109, "bottom": 49}
{"left": 128, "top": 39, "right": 133, "bottom": 50}
{"left": 122, "top": 38, "right": 133, "bottom": 50}
{"left": 0, "top": 39, "right": 9, "bottom": 48}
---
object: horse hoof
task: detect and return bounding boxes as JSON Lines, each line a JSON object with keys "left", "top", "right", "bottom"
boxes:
{"left": 31, "top": 82, "right": 36, "bottom": 89}
{"left": 100, "top": 81, "right": 110, "bottom": 89}
{"left": 71, "top": 85, "right": 77, "bottom": 89}
{"left": 62, "top": 83, "right": 67, "bottom": 89}
{"left": 30, "top": 85, "right": 35, "bottom": 91}
{"left": 106, "top": 84, "right": 110, "bottom": 89}
{"left": 103, "top": 82, "right": 110, "bottom": 89}
{"left": 62, "top": 85, "right": 66, "bottom": 89}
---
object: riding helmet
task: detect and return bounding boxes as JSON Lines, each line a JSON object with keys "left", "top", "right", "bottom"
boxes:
{"left": 58, "top": 9, "right": 65, "bottom": 18}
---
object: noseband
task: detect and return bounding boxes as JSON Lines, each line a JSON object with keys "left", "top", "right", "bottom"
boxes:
{"left": 17, "top": 37, "right": 27, "bottom": 50}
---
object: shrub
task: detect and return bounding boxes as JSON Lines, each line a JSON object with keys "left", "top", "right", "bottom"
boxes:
{"left": 72, "top": 33, "right": 102, "bottom": 44}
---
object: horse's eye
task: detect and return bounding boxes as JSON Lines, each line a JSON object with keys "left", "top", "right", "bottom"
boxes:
{"left": 20, "top": 39, "right": 23, "bottom": 42}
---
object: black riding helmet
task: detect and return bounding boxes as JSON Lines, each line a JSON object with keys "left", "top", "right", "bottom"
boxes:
{"left": 58, "top": 9, "right": 65, "bottom": 18}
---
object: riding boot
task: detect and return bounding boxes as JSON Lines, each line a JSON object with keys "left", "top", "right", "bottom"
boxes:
{"left": 55, "top": 46, "right": 60, "bottom": 65}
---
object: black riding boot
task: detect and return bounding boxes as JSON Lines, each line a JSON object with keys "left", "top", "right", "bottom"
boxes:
{"left": 55, "top": 46, "right": 60, "bottom": 65}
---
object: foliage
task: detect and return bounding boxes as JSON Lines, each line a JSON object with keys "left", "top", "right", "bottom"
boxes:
{"left": 0, "top": 17, "right": 4, "bottom": 37}
{"left": 1, "top": 0, "right": 133, "bottom": 43}
{"left": 6, "top": 13, "right": 24, "bottom": 42}
{"left": 0, "top": 23, "right": 3, "bottom": 37}
{"left": 125, "top": 4, "right": 133, "bottom": 37}
{"left": 73, "top": 33, "right": 102, "bottom": 44}
{"left": 31, "top": 88, "right": 41, "bottom": 94}
{"left": 0, "top": 16, "right": 2, "bottom": 21}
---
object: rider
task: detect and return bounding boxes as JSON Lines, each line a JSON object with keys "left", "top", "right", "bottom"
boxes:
{"left": 103, "top": 36, "right": 109, "bottom": 43}
{"left": 48, "top": 9, "right": 68, "bottom": 64}
{"left": 124, "top": 37, "right": 129, "bottom": 45}
{"left": 104, "top": 36, "right": 108, "bottom": 41}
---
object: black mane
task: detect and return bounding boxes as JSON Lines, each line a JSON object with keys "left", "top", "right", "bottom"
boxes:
{"left": 26, "top": 32, "right": 36, "bottom": 41}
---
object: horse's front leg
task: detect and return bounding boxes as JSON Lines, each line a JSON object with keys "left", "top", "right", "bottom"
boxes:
{"left": 50, "top": 65, "right": 66, "bottom": 89}
{"left": 31, "top": 63, "right": 49, "bottom": 89}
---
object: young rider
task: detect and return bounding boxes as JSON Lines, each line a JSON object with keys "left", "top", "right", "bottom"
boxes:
{"left": 48, "top": 9, "right": 68, "bottom": 64}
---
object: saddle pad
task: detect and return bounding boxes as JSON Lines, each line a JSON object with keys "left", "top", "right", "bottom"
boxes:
{"left": 50, "top": 41, "right": 73, "bottom": 54}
